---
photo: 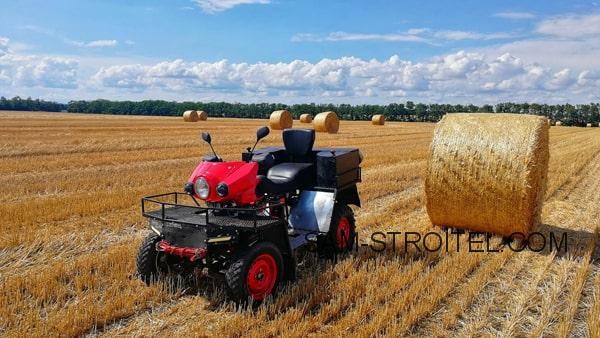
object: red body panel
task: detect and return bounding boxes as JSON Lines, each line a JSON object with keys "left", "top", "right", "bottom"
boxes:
{"left": 188, "top": 161, "right": 259, "bottom": 205}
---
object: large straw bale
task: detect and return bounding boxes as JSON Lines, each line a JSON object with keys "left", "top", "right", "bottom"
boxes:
{"left": 425, "top": 113, "right": 549, "bottom": 237}
{"left": 269, "top": 110, "right": 293, "bottom": 130}
{"left": 372, "top": 114, "right": 385, "bottom": 125}
{"left": 183, "top": 110, "right": 198, "bottom": 122}
{"left": 300, "top": 114, "right": 313, "bottom": 123}
{"left": 314, "top": 111, "right": 340, "bottom": 133}
{"left": 197, "top": 110, "right": 208, "bottom": 121}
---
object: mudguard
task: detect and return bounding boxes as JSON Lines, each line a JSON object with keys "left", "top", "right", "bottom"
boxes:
{"left": 336, "top": 184, "right": 361, "bottom": 207}
{"left": 288, "top": 190, "right": 336, "bottom": 233}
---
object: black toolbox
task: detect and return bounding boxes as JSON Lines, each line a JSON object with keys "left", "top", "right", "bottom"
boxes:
{"left": 315, "top": 148, "right": 362, "bottom": 189}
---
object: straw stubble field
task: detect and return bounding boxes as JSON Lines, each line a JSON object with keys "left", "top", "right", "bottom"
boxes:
{"left": 0, "top": 111, "right": 599, "bottom": 337}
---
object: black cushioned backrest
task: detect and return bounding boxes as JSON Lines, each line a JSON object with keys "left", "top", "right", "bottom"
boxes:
{"left": 282, "top": 128, "right": 315, "bottom": 161}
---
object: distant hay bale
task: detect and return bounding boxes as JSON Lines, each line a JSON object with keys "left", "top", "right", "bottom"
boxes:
{"left": 425, "top": 113, "right": 549, "bottom": 237}
{"left": 197, "top": 110, "right": 208, "bottom": 121}
{"left": 299, "top": 113, "right": 313, "bottom": 123}
{"left": 313, "top": 111, "right": 340, "bottom": 133}
{"left": 586, "top": 123, "right": 593, "bottom": 127}
{"left": 555, "top": 121, "right": 562, "bottom": 126}
{"left": 372, "top": 114, "right": 385, "bottom": 125}
{"left": 269, "top": 110, "right": 293, "bottom": 130}
{"left": 183, "top": 110, "right": 198, "bottom": 122}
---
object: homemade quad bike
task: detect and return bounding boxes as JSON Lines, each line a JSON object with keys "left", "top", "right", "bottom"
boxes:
{"left": 137, "top": 126, "right": 362, "bottom": 302}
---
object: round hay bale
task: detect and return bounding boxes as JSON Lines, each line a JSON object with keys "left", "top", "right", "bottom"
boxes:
{"left": 586, "top": 123, "right": 592, "bottom": 127}
{"left": 269, "top": 110, "right": 293, "bottom": 130}
{"left": 372, "top": 114, "right": 385, "bottom": 125}
{"left": 197, "top": 110, "right": 208, "bottom": 121}
{"left": 183, "top": 110, "right": 198, "bottom": 122}
{"left": 425, "top": 113, "right": 549, "bottom": 237}
{"left": 313, "top": 111, "right": 340, "bottom": 133}
{"left": 299, "top": 113, "right": 313, "bottom": 123}
{"left": 555, "top": 121, "right": 562, "bottom": 126}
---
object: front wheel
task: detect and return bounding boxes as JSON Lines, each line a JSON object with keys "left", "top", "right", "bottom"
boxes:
{"left": 136, "top": 233, "right": 173, "bottom": 285}
{"left": 225, "top": 242, "right": 284, "bottom": 303}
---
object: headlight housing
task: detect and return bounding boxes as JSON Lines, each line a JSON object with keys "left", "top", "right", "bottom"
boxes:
{"left": 184, "top": 182, "right": 194, "bottom": 195}
{"left": 216, "top": 182, "right": 229, "bottom": 197}
{"left": 194, "top": 177, "right": 209, "bottom": 199}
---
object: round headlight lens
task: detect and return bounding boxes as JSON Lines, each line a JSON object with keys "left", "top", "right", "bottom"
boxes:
{"left": 194, "top": 177, "right": 209, "bottom": 199}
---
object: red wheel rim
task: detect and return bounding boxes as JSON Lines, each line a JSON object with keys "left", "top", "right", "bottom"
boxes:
{"left": 336, "top": 216, "right": 351, "bottom": 250}
{"left": 246, "top": 253, "right": 278, "bottom": 300}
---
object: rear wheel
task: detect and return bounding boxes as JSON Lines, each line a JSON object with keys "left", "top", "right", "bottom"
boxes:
{"left": 321, "top": 204, "right": 356, "bottom": 256}
{"left": 225, "top": 242, "right": 284, "bottom": 303}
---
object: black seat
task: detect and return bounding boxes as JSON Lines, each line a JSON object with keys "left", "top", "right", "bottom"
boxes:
{"left": 281, "top": 128, "right": 315, "bottom": 162}
{"left": 257, "top": 129, "right": 315, "bottom": 195}
{"left": 257, "top": 162, "right": 314, "bottom": 194}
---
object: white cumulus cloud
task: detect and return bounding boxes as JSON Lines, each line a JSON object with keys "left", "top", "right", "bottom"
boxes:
{"left": 90, "top": 51, "right": 596, "bottom": 103}
{"left": 0, "top": 37, "right": 79, "bottom": 89}
{"left": 14, "top": 57, "right": 79, "bottom": 88}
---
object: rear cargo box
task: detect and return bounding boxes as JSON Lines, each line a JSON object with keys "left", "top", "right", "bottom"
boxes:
{"left": 316, "top": 148, "right": 361, "bottom": 188}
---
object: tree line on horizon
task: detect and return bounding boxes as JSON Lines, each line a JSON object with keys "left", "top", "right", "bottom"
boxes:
{"left": 1, "top": 96, "right": 599, "bottom": 126}
{"left": 0, "top": 96, "right": 66, "bottom": 113}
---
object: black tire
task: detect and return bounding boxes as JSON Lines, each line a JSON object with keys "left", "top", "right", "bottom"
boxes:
{"left": 225, "top": 241, "right": 284, "bottom": 303}
{"left": 321, "top": 204, "right": 356, "bottom": 256}
{"left": 136, "top": 233, "right": 164, "bottom": 285}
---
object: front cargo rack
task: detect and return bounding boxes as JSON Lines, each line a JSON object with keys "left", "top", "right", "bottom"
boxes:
{"left": 141, "top": 192, "right": 286, "bottom": 229}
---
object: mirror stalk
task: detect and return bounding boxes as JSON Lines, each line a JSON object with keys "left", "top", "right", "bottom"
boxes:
{"left": 201, "top": 131, "right": 219, "bottom": 160}
{"left": 208, "top": 143, "right": 218, "bottom": 159}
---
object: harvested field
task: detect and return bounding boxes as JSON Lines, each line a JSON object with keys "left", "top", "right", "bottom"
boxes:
{"left": 1, "top": 111, "right": 599, "bottom": 337}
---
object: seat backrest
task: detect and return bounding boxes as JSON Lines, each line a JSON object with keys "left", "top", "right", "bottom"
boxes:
{"left": 282, "top": 128, "right": 315, "bottom": 162}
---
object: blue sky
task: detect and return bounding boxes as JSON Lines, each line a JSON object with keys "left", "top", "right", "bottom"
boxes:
{"left": 1, "top": 0, "right": 600, "bottom": 103}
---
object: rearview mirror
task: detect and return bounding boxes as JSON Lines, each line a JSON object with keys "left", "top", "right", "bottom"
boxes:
{"left": 201, "top": 131, "right": 211, "bottom": 144}
{"left": 256, "top": 126, "right": 270, "bottom": 141}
